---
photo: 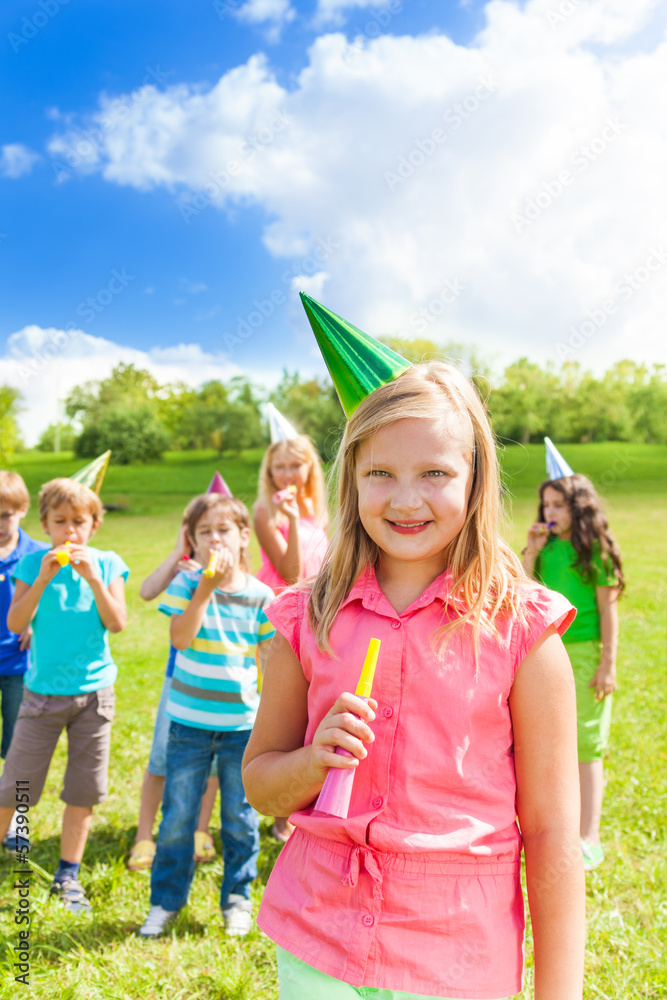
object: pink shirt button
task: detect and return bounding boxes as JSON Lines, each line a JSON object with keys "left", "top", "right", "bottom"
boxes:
{"left": 372, "top": 796, "right": 384, "bottom": 809}
{"left": 382, "top": 706, "right": 393, "bottom": 719}
{"left": 362, "top": 913, "right": 375, "bottom": 927}
{"left": 391, "top": 620, "right": 401, "bottom": 629}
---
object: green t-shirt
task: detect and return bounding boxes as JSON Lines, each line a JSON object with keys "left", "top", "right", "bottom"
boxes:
{"left": 534, "top": 538, "right": 616, "bottom": 644}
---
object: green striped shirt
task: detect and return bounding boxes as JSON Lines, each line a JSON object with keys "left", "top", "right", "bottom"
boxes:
{"left": 159, "top": 571, "right": 275, "bottom": 730}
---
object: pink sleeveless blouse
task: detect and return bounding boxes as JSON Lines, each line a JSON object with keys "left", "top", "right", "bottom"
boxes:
{"left": 258, "top": 566, "right": 575, "bottom": 998}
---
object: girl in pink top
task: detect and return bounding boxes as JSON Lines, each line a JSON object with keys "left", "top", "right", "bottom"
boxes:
{"left": 244, "top": 364, "right": 585, "bottom": 1000}
{"left": 253, "top": 435, "right": 329, "bottom": 596}
{"left": 254, "top": 433, "right": 329, "bottom": 841}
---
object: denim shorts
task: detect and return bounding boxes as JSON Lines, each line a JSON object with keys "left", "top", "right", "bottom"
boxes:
{"left": 148, "top": 676, "right": 216, "bottom": 779}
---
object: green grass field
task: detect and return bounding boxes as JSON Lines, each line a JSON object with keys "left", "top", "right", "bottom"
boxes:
{"left": 1, "top": 444, "right": 665, "bottom": 999}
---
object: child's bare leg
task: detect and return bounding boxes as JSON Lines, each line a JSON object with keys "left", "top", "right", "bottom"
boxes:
{"left": 197, "top": 776, "right": 218, "bottom": 833}
{"left": 0, "top": 806, "right": 14, "bottom": 842}
{"left": 134, "top": 771, "right": 165, "bottom": 843}
{"left": 61, "top": 805, "right": 93, "bottom": 863}
{"left": 579, "top": 760, "right": 604, "bottom": 845}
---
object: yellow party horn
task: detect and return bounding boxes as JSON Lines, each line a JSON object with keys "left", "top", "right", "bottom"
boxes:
{"left": 203, "top": 551, "right": 219, "bottom": 578}
{"left": 55, "top": 542, "right": 72, "bottom": 567}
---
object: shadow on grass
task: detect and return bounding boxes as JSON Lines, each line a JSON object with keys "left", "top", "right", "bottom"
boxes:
{"left": 1, "top": 818, "right": 287, "bottom": 961}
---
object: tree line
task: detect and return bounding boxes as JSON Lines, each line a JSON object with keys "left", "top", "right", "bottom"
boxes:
{"left": 1, "top": 341, "right": 665, "bottom": 466}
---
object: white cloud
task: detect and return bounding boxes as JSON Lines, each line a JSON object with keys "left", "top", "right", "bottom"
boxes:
{"left": 2, "top": 326, "right": 246, "bottom": 445}
{"left": 0, "top": 143, "right": 40, "bottom": 179}
{"left": 233, "top": 0, "right": 296, "bottom": 41}
{"left": 313, "top": 0, "right": 390, "bottom": 29}
{"left": 45, "top": 0, "right": 667, "bottom": 371}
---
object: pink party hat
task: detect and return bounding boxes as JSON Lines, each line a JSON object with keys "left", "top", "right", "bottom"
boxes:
{"left": 207, "top": 471, "right": 232, "bottom": 496}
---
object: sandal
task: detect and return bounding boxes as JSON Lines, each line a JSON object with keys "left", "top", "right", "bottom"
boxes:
{"left": 194, "top": 830, "right": 216, "bottom": 863}
{"left": 127, "top": 839, "right": 156, "bottom": 871}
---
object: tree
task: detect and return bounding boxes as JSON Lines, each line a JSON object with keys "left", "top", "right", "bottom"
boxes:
{"left": 0, "top": 386, "right": 23, "bottom": 466}
{"left": 65, "top": 362, "right": 163, "bottom": 423}
{"left": 67, "top": 362, "right": 172, "bottom": 463}
{"left": 217, "top": 378, "right": 265, "bottom": 454}
{"left": 161, "top": 381, "right": 230, "bottom": 451}
{"left": 37, "top": 422, "right": 77, "bottom": 452}
{"left": 74, "top": 403, "right": 171, "bottom": 464}
{"left": 489, "top": 359, "right": 561, "bottom": 444}
{"left": 270, "top": 371, "right": 345, "bottom": 460}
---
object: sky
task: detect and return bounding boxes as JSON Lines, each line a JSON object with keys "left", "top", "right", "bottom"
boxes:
{"left": 2, "top": 0, "right": 666, "bottom": 443}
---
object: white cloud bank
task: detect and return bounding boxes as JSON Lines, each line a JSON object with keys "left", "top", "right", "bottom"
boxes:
{"left": 2, "top": 326, "right": 246, "bottom": 445}
{"left": 45, "top": 0, "right": 667, "bottom": 374}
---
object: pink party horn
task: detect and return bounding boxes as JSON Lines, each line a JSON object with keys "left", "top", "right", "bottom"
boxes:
{"left": 272, "top": 485, "right": 297, "bottom": 505}
{"left": 314, "top": 638, "right": 381, "bottom": 819}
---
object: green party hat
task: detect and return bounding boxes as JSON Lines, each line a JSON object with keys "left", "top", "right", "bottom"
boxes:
{"left": 300, "top": 292, "right": 411, "bottom": 417}
{"left": 70, "top": 450, "right": 111, "bottom": 494}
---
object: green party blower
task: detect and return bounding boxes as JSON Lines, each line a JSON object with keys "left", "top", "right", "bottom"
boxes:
{"left": 313, "top": 638, "right": 381, "bottom": 819}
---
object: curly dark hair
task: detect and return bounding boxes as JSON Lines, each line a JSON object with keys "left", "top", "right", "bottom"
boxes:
{"left": 538, "top": 474, "right": 625, "bottom": 596}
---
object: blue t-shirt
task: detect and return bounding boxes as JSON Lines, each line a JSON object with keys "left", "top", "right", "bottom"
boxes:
{"left": 12, "top": 547, "right": 129, "bottom": 695}
{"left": 159, "top": 571, "right": 275, "bottom": 731}
{"left": 0, "top": 527, "right": 50, "bottom": 677}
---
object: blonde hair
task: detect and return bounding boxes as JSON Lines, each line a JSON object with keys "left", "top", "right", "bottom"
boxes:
{"left": 39, "top": 478, "right": 104, "bottom": 524}
{"left": 183, "top": 494, "right": 252, "bottom": 572}
{"left": 0, "top": 471, "right": 30, "bottom": 512}
{"left": 309, "top": 362, "right": 525, "bottom": 654}
{"left": 256, "top": 435, "right": 327, "bottom": 525}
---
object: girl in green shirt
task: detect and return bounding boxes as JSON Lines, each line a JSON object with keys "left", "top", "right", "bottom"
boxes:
{"left": 523, "top": 474, "right": 624, "bottom": 870}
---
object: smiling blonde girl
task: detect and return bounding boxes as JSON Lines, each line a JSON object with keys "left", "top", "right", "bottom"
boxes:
{"left": 244, "top": 362, "right": 585, "bottom": 1000}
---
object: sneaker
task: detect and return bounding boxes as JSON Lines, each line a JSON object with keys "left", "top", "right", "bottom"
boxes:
{"left": 581, "top": 838, "right": 605, "bottom": 871}
{"left": 2, "top": 812, "right": 29, "bottom": 855}
{"left": 222, "top": 894, "right": 253, "bottom": 937}
{"left": 138, "top": 904, "right": 179, "bottom": 938}
{"left": 49, "top": 875, "right": 92, "bottom": 914}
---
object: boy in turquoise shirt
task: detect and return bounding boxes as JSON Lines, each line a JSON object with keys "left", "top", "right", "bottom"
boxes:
{"left": 0, "top": 478, "right": 128, "bottom": 912}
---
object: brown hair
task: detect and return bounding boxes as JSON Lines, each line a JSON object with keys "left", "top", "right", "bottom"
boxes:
{"left": 183, "top": 494, "right": 251, "bottom": 572}
{"left": 310, "top": 362, "right": 526, "bottom": 655}
{"left": 538, "top": 474, "right": 624, "bottom": 595}
{"left": 39, "top": 478, "right": 104, "bottom": 524}
{"left": 0, "top": 471, "right": 30, "bottom": 512}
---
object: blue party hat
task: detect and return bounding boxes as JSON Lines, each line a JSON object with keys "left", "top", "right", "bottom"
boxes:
{"left": 545, "top": 437, "right": 574, "bottom": 480}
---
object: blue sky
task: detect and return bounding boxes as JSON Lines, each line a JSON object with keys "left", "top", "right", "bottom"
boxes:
{"left": 2, "top": 0, "right": 665, "bottom": 442}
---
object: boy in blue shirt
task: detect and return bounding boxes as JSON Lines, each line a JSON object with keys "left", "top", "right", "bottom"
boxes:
{"left": 0, "top": 472, "right": 50, "bottom": 851}
{"left": 0, "top": 478, "right": 128, "bottom": 913}
{"left": 138, "top": 494, "right": 274, "bottom": 938}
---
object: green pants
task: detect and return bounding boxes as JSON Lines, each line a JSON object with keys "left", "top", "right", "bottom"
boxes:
{"left": 277, "top": 947, "right": 509, "bottom": 1000}
{"left": 568, "top": 640, "right": 613, "bottom": 763}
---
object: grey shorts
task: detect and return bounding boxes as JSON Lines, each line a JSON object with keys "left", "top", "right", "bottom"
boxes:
{"left": 0, "top": 686, "right": 115, "bottom": 809}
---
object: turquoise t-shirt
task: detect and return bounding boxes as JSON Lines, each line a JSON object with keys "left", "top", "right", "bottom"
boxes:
{"left": 534, "top": 538, "right": 616, "bottom": 644}
{"left": 12, "top": 547, "right": 129, "bottom": 695}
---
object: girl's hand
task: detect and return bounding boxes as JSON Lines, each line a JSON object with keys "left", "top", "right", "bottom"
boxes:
{"left": 526, "top": 522, "right": 550, "bottom": 554}
{"left": 177, "top": 556, "right": 200, "bottom": 573}
{"left": 589, "top": 663, "right": 616, "bottom": 700}
{"left": 173, "top": 522, "right": 192, "bottom": 559}
{"left": 279, "top": 494, "right": 300, "bottom": 521}
{"left": 18, "top": 625, "right": 32, "bottom": 652}
{"left": 67, "top": 545, "right": 100, "bottom": 583}
{"left": 309, "top": 693, "right": 377, "bottom": 784}
{"left": 37, "top": 549, "right": 66, "bottom": 584}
